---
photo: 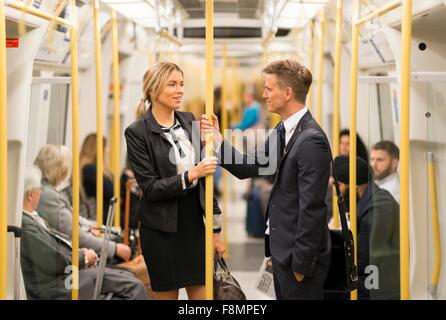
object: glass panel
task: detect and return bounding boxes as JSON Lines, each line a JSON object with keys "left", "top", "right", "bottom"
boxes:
{"left": 354, "top": 81, "right": 401, "bottom": 300}
{"left": 426, "top": 81, "right": 446, "bottom": 300}
{"left": 22, "top": 82, "right": 75, "bottom": 299}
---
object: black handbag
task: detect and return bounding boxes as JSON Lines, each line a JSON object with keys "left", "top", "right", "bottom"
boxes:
{"left": 323, "top": 149, "right": 359, "bottom": 292}
{"left": 214, "top": 255, "right": 247, "bottom": 300}
{"left": 293, "top": 122, "right": 358, "bottom": 292}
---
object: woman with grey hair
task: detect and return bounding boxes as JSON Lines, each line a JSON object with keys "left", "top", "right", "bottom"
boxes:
{"left": 34, "top": 144, "right": 131, "bottom": 262}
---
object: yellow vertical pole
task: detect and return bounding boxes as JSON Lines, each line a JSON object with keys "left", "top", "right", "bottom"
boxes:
{"left": 0, "top": 0, "right": 8, "bottom": 300}
{"left": 332, "top": 0, "right": 343, "bottom": 230}
{"left": 70, "top": 0, "right": 80, "bottom": 300}
{"left": 233, "top": 59, "right": 241, "bottom": 123}
{"left": 427, "top": 153, "right": 441, "bottom": 297}
{"left": 205, "top": 0, "right": 214, "bottom": 300}
{"left": 111, "top": 9, "right": 121, "bottom": 228}
{"left": 221, "top": 44, "right": 229, "bottom": 258}
{"left": 349, "top": 0, "right": 360, "bottom": 301}
{"left": 93, "top": 0, "right": 104, "bottom": 227}
{"left": 400, "top": 0, "right": 412, "bottom": 301}
{"left": 316, "top": 10, "right": 325, "bottom": 126}
{"left": 308, "top": 19, "right": 315, "bottom": 114}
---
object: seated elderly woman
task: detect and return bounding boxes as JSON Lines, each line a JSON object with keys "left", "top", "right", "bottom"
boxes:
{"left": 21, "top": 165, "right": 148, "bottom": 300}
{"left": 33, "top": 144, "right": 131, "bottom": 262}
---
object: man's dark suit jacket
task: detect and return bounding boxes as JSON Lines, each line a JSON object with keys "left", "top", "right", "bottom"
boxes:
{"left": 357, "top": 183, "right": 400, "bottom": 300}
{"left": 220, "top": 111, "right": 331, "bottom": 278}
{"left": 21, "top": 213, "right": 148, "bottom": 300}
{"left": 21, "top": 212, "right": 92, "bottom": 299}
{"left": 125, "top": 109, "right": 221, "bottom": 233}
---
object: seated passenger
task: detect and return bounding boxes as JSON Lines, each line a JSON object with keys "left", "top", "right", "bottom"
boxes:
{"left": 327, "top": 129, "right": 370, "bottom": 224}
{"left": 371, "top": 140, "right": 400, "bottom": 204}
{"left": 80, "top": 133, "right": 114, "bottom": 223}
{"left": 339, "top": 129, "right": 369, "bottom": 161}
{"left": 21, "top": 165, "right": 148, "bottom": 300}
{"left": 333, "top": 155, "right": 400, "bottom": 300}
{"left": 34, "top": 144, "right": 131, "bottom": 262}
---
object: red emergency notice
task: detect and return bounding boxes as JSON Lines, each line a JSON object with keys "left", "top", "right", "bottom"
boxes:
{"left": 6, "top": 38, "right": 19, "bottom": 48}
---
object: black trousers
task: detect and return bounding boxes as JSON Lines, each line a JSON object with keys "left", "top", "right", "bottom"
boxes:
{"left": 272, "top": 258, "right": 327, "bottom": 300}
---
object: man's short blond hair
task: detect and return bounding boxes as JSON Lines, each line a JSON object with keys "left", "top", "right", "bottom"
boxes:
{"left": 34, "top": 144, "right": 71, "bottom": 187}
{"left": 263, "top": 59, "right": 312, "bottom": 104}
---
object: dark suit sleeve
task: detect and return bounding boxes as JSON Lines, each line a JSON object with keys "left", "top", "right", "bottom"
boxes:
{"left": 125, "top": 126, "right": 186, "bottom": 202}
{"left": 21, "top": 224, "right": 87, "bottom": 278}
{"left": 369, "top": 193, "right": 400, "bottom": 299}
{"left": 292, "top": 134, "right": 330, "bottom": 276}
{"left": 219, "top": 131, "right": 277, "bottom": 179}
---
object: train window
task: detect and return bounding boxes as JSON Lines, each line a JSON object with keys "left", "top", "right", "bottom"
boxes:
{"left": 47, "top": 84, "right": 70, "bottom": 146}
{"left": 26, "top": 80, "right": 70, "bottom": 164}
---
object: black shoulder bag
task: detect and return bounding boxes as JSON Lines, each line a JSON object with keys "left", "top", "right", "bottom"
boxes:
{"left": 321, "top": 135, "right": 359, "bottom": 292}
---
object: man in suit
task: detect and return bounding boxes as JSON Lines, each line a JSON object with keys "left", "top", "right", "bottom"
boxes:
{"left": 201, "top": 59, "right": 331, "bottom": 300}
{"left": 333, "top": 155, "right": 400, "bottom": 300}
{"left": 21, "top": 165, "right": 148, "bottom": 300}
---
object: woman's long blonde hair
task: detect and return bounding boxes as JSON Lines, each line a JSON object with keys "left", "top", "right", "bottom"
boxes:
{"left": 79, "top": 133, "right": 112, "bottom": 200}
{"left": 135, "top": 62, "right": 184, "bottom": 119}
{"left": 79, "top": 133, "right": 112, "bottom": 179}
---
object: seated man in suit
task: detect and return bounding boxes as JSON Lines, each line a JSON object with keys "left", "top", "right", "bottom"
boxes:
{"left": 333, "top": 155, "right": 400, "bottom": 300}
{"left": 21, "top": 165, "right": 148, "bottom": 300}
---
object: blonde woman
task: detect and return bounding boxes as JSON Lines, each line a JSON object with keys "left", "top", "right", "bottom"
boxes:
{"left": 35, "top": 144, "right": 132, "bottom": 262}
{"left": 79, "top": 133, "right": 114, "bottom": 223}
{"left": 125, "top": 62, "right": 224, "bottom": 300}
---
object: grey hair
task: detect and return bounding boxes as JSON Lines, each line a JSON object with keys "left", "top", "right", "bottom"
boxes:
{"left": 34, "top": 144, "right": 72, "bottom": 187}
{"left": 23, "top": 164, "right": 42, "bottom": 199}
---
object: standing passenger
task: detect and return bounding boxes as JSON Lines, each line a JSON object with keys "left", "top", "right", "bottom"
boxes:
{"left": 201, "top": 59, "right": 331, "bottom": 300}
{"left": 125, "top": 62, "right": 225, "bottom": 300}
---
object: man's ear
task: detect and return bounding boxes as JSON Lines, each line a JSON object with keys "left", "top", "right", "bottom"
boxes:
{"left": 25, "top": 190, "right": 32, "bottom": 202}
{"left": 391, "top": 158, "right": 399, "bottom": 171}
{"left": 284, "top": 87, "right": 293, "bottom": 102}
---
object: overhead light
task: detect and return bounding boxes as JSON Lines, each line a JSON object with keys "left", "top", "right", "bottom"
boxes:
{"left": 101, "top": 0, "right": 158, "bottom": 27}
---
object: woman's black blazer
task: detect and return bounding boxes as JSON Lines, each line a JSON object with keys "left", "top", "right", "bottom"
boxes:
{"left": 125, "top": 109, "right": 222, "bottom": 233}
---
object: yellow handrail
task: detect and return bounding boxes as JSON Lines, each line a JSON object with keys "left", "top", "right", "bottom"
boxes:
{"left": 348, "top": 0, "right": 360, "bottom": 301}
{"left": 93, "top": 0, "right": 104, "bottom": 228}
{"left": 316, "top": 10, "right": 325, "bottom": 126}
{"left": 262, "top": 30, "right": 276, "bottom": 48}
{"left": 308, "top": 19, "right": 315, "bottom": 114}
{"left": 6, "top": 1, "right": 74, "bottom": 28}
{"left": 332, "top": 0, "right": 343, "bottom": 230}
{"left": 205, "top": 0, "right": 214, "bottom": 301}
{"left": 348, "top": 0, "right": 410, "bottom": 300}
{"left": 156, "top": 29, "right": 182, "bottom": 47}
{"left": 0, "top": 0, "right": 8, "bottom": 300}
{"left": 3, "top": 0, "right": 81, "bottom": 300}
{"left": 111, "top": 9, "right": 121, "bottom": 228}
{"left": 400, "top": 0, "right": 413, "bottom": 300}
{"left": 221, "top": 44, "right": 229, "bottom": 258}
{"left": 354, "top": 1, "right": 401, "bottom": 27}
{"left": 427, "top": 152, "right": 441, "bottom": 298}
{"left": 69, "top": 0, "right": 80, "bottom": 300}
